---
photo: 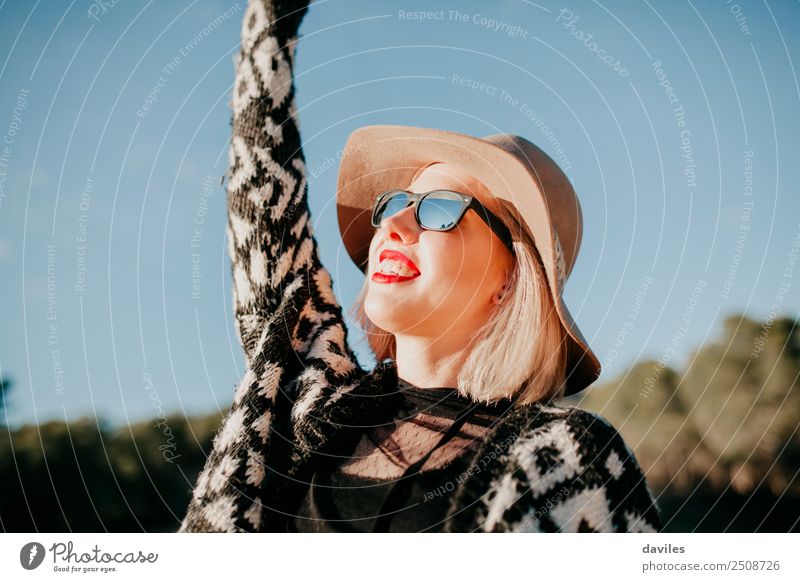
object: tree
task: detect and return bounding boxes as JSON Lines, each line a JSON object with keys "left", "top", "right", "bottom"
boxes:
{"left": 0, "top": 373, "right": 11, "bottom": 415}
{"left": 573, "top": 314, "right": 800, "bottom": 532}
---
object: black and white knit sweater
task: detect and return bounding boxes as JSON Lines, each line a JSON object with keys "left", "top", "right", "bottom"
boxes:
{"left": 178, "top": 0, "right": 662, "bottom": 533}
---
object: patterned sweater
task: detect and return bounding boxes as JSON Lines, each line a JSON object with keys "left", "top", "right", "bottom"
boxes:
{"left": 177, "top": 0, "right": 662, "bottom": 533}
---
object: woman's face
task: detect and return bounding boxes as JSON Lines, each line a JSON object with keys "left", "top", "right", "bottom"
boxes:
{"left": 364, "top": 162, "right": 513, "bottom": 340}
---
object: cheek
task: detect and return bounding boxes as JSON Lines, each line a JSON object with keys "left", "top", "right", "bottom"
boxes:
{"left": 424, "top": 234, "right": 492, "bottom": 295}
{"left": 422, "top": 234, "right": 460, "bottom": 280}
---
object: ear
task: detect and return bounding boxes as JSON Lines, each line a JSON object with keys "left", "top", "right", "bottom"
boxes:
{"left": 491, "top": 280, "right": 509, "bottom": 306}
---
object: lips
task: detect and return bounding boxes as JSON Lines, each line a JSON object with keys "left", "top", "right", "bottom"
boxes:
{"left": 372, "top": 249, "right": 421, "bottom": 284}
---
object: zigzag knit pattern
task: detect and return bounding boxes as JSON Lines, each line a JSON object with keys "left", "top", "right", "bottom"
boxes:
{"left": 178, "top": 0, "right": 663, "bottom": 533}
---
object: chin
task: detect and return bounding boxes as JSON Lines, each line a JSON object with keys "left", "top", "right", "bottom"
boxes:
{"left": 364, "top": 289, "right": 426, "bottom": 333}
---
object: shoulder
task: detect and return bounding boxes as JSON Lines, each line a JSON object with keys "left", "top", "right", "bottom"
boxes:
{"left": 484, "top": 400, "right": 628, "bottom": 461}
{"left": 515, "top": 402, "right": 635, "bottom": 462}
{"left": 486, "top": 401, "right": 636, "bottom": 484}
{"left": 477, "top": 402, "right": 662, "bottom": 532}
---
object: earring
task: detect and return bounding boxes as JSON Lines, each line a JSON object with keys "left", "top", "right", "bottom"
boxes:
{"left": 495, "top": 283, "right": 508, "bottom": 303}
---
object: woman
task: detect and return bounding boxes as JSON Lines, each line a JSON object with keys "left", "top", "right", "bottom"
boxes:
{"left": 178, "top": 0, "right": 662, "bottom": 533}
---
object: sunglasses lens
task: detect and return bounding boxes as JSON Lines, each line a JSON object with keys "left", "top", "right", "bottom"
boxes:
{"left": 418, "top": 192, "right": 464, "bottom": 230}
{"left": 374, "top": 191, "right": 409, "bottom": 223}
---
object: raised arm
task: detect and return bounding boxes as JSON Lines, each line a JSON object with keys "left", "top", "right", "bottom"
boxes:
{"left": 226, "top": 0, "right": 357, "bottom": 372}
{"left": 179, "top": 0, "right": 364, "bottom": 532}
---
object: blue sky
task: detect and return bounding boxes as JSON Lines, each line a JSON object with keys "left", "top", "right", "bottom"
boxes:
{"left": 0, "top": 0, "right": 798, "bottom": 428}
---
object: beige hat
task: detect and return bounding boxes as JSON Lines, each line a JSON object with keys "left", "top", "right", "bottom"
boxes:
{"left": 335, "top": 124, "right": 600, "bottom": 395}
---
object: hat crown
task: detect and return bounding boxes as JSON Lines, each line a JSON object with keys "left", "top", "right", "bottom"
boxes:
{"left": 479, "top": 133, "right": 583, "bottom": 280}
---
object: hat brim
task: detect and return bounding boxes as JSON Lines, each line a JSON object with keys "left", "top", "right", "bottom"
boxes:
{"left": 335, "top": 124, "right": 600, "bottom": 395}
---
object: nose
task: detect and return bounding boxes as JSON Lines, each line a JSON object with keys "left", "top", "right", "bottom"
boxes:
{"left": 380, "top": 202, "right": 420, "bottom": 245}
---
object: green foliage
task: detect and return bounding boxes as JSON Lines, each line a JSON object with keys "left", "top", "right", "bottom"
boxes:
{"left": 0, "top": 410, "right": 224, "bottom": 532}
{"left": 573, "top": 314, "right": 800, "bottom": 531}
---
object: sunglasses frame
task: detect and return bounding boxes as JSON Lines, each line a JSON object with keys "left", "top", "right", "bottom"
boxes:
{"left": 370, "top": 189, "right": 516, "bottom": 255}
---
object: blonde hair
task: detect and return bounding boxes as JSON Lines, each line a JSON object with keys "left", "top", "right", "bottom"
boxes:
{"left": 349, "top": 198, "right": 569, "bottom": 407}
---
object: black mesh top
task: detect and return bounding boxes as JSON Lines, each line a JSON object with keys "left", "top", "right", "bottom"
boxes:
{"left": 288, "top": 377, "right": 514, "bottom": 532}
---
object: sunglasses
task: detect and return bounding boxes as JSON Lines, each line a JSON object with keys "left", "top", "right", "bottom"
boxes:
{"left": 370, "top": 189, "right": 515, "bottom": 255}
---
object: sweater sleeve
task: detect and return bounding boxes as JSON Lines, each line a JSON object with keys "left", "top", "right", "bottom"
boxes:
{"left": 504, "top": 409, "right": 663, "bottom": 533}
{"left": 178, "top": 0, "right": 363, "bottom": 533}
{"left": 226, "top": 0, "right": 329, "bottom": 367}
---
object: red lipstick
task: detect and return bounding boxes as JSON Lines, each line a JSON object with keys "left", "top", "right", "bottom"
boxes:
{"left": 371, "top": 249, "right": 421, "bottom": 284}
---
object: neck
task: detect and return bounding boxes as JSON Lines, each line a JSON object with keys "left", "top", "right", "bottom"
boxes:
{"left": 393, "top": 333, "right": 473, "bottom": 389}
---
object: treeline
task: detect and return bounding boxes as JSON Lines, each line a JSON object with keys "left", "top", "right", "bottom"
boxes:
{"left": 572, "top": 314, "right": 799, "bottom": 532}
{"left": 0, "top": 313, "right": 797, "bottom": 532}
{"left": 0, "top": 412, "right": 222, "bottom": 532}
